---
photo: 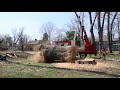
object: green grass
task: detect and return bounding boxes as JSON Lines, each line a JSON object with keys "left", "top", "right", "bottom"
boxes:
{"left": 0, "top": 58, "right": 120, "bottom": 78}
{"left": 87, "top": 51, "right": 120, "bottom": 59}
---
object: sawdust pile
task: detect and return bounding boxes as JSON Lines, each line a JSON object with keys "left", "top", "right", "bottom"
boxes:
{"left": 54, "top": 62, "right": 115, "bottom": 71}
{"left": 33, "top": 51, "right": 45, "bottom": 63}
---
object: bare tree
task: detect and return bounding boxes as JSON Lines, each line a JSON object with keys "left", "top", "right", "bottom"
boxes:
{"left": 52, "top": 28, "right": 67, "bottom": 42}
{"left": 19, "top": 34, "right": 30, "bottom": 51}
{"left": 0, "top": 35, "right": 4, "bottom": 51}
{"left": 40, "top": 22, "right": 56, "bottom": 42}
{"left": 12, "top": 29, "right": 17, "bottom": 44}
{"left": 109, "top": 12, "right": 118, "bottom": 53}
{"left": 112, "top": 22, "right": 116, "bottom": 38}
{"left": 3, "top": 34, "right": 13, "bottom": 47}
{"left": 107, "top": 12, "right": 111, "bottom": 53}
{"left": 88, "top": 12, "right": 97, "bottom": 45}
{"left": 117, "top": 16, "right": 120, "bottom": 46}
{"left": 42, "top": 33, "right": 49, "bottom": 41}
{"left": 96, "top": 12, "right": 107, "bottom": 54}
{"left": 108, "top": 13, "right": 120, "bottom": 49}
{"left": 66, "top": 18, "right": 81, "bottom": 38}
{"left": 0, "top": 34, "right": 13, "bottom": 50}
{"left": 74, "top": 12, "right": 82, "bottom": 37}
{"left": 74, "top": 12, "right": 85, "bottom": 47}
{"left": 12, "top": 27, "right": 24, "bottom": 47}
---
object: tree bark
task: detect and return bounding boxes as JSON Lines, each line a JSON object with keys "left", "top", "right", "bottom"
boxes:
{"left": 118, "top": 19, "right": 120, "bottom": 47}
{"left": 107, "top": 12, "right": 111, "bottom": 53}
{"left": 21, "top": 44, "right": 24, "bottom": 52}
{"left": 75, "top": 12, "right": 82, "bottom": 27}
{"left": 109, "top": 12, "right": 118, "bottom": 53}
{"left": 89, "top": 12, "right": 96, "bottom": 45}
{"left": 97, "top": 12, "right": 102, "bottom": 54}
{"left": 97, "top": 12, "right": 106, "bottom": 56}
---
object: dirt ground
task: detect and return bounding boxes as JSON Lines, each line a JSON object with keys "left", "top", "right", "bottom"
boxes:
{"left": 0, "top": 51, "right": 35, "bottom": 58}
{"left": 11, "top": 51, "right": 116, "bottom": 73}
{"left": 1, "top": 51, "right": 116, "bottom": 73}
{"left": 53, "top": 60, "right": 115, "bottom": 72}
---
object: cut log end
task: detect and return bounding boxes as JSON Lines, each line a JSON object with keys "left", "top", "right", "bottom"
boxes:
{"left": 76, "top": 60, "right": 97, "bottom": 65}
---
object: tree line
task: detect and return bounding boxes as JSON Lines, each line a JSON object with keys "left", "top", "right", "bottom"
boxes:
{"left": 63, "top": 12, "right": 119, "bottom": 55}
{"left": 0, "top": 27, "right": 31, "bottom": 51}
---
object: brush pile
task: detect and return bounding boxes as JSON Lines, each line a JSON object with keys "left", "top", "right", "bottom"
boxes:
{"left": 34, "top": 44, "right": 77, "bottom": 63}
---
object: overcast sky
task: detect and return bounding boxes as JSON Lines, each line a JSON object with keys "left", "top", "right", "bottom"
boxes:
{"left": 0, "top": 12, "right": 98, "bottom": 40}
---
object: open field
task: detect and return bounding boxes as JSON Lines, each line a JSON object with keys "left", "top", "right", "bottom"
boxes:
{"left": 0, "top": 51, "right": 120, "bottom": 78}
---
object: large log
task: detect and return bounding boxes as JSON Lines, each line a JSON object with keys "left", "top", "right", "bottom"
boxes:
{"left": 34, "top": 45, "right": 78, "bottom": 63}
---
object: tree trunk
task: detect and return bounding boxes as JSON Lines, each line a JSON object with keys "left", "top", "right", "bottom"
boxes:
{"left": 97, "top": 12, "right": 106, "bottom": 56}
{"left": 97, "top": 12, "right": 103, "bottom": 55}
{"left": 107, "top": 12, "right": 111, "bottom": 53}
{"left": 99, "top": 30, "right": 103, "bottom": 53}
{"left": 13, "top": 43, "right": 16, "bottom": 48}
{"left": 90, "top": 27, "right": 95, "bottom": 45}
{"left": 21, "top": 44, "right": 24, "bottom": 52}
{"left": 109, "top": 25, "right": 113, "bottom": 53}
{"left": 109, "top": 12, "right": 118, "bottom": 53}
{"left": 118, "top": 19, "right": 120, "bottom": 48}
{"left": 89, "top": 12, "right": 95, "bottom": 45}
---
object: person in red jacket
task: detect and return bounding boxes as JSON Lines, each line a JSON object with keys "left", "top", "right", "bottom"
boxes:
{"left": 101, "top": 47, "right": 106, "bottom": 60}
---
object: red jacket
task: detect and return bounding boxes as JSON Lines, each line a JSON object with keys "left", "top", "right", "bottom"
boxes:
{"left": 101, "top": 48, "right": 106, "bottom": 54}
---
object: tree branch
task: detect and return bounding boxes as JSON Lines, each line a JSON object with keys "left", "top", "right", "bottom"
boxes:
{"left": 111, "top": 12, "right": 118, "bottom": 26}
{"left": 75, "top": 12, "right": 82, "bottom": 27}
{"left": 92, "top": 13, "right": 97, "bottom": 26}
{"left": 102, "top": 12, "right": 107, "bottom": 30}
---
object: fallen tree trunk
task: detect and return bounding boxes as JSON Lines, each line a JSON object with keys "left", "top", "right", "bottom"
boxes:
{"left": 34, "top": 45, "right": 78, "bottom": 63}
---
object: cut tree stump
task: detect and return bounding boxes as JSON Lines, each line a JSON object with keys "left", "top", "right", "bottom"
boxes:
{"left": 76, "top": 59, "right": 97, "bottom": 65}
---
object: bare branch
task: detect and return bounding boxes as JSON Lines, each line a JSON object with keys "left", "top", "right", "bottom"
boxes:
{"left": 102, "top": 12, "right": 107, "bottom": 30}
{"left": 15, "top": 27, "right": 24, "bottom": 44}
{"left": 75, "top": 12, "right": 82, "bottom": 27}
{"left": 92, "top": 13, "right": 97, "bottom": 26}
{"left": 111, "top": 12, "right": 118, "bottom": 26}
{"left": 40, "top": 22, "right": 56, "bottom": 41}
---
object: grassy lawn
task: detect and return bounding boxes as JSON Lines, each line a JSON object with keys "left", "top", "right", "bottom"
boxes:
{"left": 87, "top": 51, "right": 120, "bottom": 59}
{"left": 0, "top": 57, "right": 120, "bottom": 78}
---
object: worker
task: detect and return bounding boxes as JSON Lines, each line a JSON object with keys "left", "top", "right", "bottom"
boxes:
{"left": 118, "top": 48, "right": 120, "bottom": 54}
{"left": 101, "top": 47, "right": 106, "bottom": 60}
